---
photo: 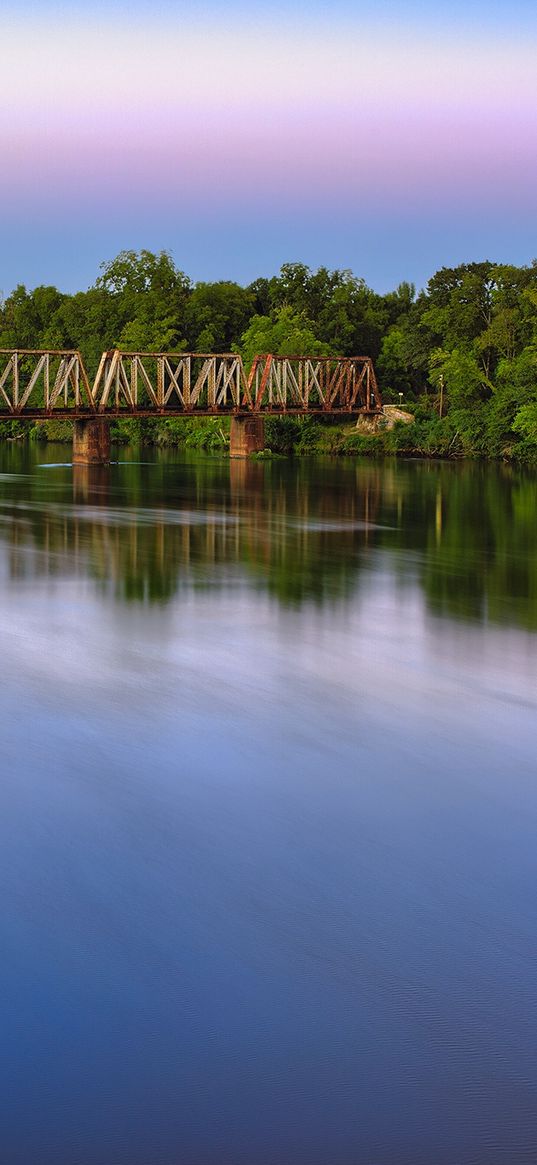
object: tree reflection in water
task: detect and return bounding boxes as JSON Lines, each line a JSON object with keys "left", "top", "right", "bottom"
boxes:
{"left": 0, "top": 443, "right": 536, "bottom": 629}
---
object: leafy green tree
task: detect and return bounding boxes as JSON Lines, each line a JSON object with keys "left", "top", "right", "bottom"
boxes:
{"left": 429, "top": 347, "right": 491, "bottom": 411}
{"left": 50, "top": 288, "right": 121, "bottom": 372}
{"left": 0, "top": 284, "right": 66, "bottom": 349}
{"left": 96, "top": 249, "right": 191, "bottom": 354}
{"left": 96, "top": 249, "right": 188, "bottom": 298}
{"left": 238, "top": 306, "right": 328, "bottom": 368}
{"left": 513, "top": 403, "right": 537, "bottom": 441}
{"left": 263, "top": 263, "right": 388, "bottom": 358}
{"left": 377, "top": 326, "right": 420, "bottom": 398}
{"left": 183, "top": 282, "right": 254, "bottom": 352}
{"left": 422, "top": 262, "right": 496, "bottom": 349}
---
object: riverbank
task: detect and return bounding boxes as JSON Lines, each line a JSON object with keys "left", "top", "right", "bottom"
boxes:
{"left": 2, "top": 407, "right": 537, "bottom": 465}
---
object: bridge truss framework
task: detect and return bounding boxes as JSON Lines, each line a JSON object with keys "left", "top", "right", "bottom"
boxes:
{"left": 0, "top": 350, "right": 381, "bottom": 417}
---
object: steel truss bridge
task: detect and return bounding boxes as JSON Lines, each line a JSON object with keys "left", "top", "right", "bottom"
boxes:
{"left": 0, "top": 349, "right": 380, "bottom": 417}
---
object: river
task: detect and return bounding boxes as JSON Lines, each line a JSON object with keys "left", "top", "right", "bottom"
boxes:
{"left": 1, "top": 443, "right": 536, "bottom": 1164}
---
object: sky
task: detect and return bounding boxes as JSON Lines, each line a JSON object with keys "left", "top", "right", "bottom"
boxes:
{"left": 1, "top": 0, "right": 536, "bottom": 295}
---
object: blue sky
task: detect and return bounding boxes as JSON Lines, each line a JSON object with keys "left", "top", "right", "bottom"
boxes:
{"left": 1, "top": 0, "right": 536, "bottom": 295}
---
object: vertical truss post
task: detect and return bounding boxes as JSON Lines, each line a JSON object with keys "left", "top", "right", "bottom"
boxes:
{"left": 183, "top": 357, "right": 191, "bottom": 409}
{"left": 157, "top": 357, "right": 164, "bottom": 407}
{"left": 207, "top": 358, "right": 216, "bottom": 408}
{"left": 13, "top": 354, "right": 19, "bottom": 410}
{"left": 131, "top": 358, "right": 138, "bottom": 407}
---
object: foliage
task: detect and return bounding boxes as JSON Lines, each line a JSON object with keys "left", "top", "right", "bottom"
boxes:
{"left": 184, "top": 282, "right": 254, "bottom": 352}
{"left": 30, "top": 419, "right": 73, "bottom": 443}
{"left": 238, "top": 306, "right": 329, "bottom": 368}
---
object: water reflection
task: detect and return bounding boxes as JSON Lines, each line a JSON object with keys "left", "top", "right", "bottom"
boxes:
{"left": 2, "top": 443, "right": 537, "bottom": 1165}
{"left": 0, "top": 445, "right": 536, "bottom": 629}
{"left": 0, "top": 449, "right": 382, "bottom": 607}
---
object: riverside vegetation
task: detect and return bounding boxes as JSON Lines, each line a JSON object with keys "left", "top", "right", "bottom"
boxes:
{"left": 2, "top": 250, "right": 537, "bottom": 463}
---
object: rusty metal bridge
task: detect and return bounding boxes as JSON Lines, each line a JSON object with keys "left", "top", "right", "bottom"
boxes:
{"left": 0, "top": 348, "right": 381, "bottom": 460}
{"left": 0, "top": 349, "right": 380, "bottom": 416}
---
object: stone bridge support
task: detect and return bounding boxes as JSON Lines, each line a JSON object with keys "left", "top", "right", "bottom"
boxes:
{"left": 73, "top": 418, "right": 111, "bottom": 465}
{"left": 230, "top": 415, "right": 265, "bottom": 458}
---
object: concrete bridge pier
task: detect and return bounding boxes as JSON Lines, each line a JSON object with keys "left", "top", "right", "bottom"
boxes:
{"left": 73, "top": 418, "right": 111, "bottom": 465}
{"left": 230, "top": 415, "right": 265, "bottom": 458}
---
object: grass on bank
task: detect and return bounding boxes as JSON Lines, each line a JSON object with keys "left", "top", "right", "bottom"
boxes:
{"left": 2, "top": 402, "right": 537, "bottom": 466}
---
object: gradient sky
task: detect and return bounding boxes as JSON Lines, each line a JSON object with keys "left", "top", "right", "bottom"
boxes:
{"left": 1, "top": 0, "right": 536, "bottom": 295}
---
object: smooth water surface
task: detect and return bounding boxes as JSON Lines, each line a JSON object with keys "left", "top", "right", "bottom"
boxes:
{"left": 1, "top": 444, "right": 537, "bottom": 1164}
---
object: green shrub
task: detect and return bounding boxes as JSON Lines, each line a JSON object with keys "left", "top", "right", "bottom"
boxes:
{"left": 30, "top": 419, "right": 73, "bottom": 443}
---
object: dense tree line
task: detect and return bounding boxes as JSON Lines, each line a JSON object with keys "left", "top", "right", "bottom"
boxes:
{"left": 1, "top": 250, "right": 537, "bottom": 461}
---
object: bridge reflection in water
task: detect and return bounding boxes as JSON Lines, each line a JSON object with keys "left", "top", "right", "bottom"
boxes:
{"left": 3, "top": 455, "right": 381, "bottom": 606}
{"left": 1, "top": 449, "right": 537, "bottom": 628}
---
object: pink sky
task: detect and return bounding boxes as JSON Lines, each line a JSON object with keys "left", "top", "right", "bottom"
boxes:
{"left": 1, "top": 9, "right": 536, "bottom": 289}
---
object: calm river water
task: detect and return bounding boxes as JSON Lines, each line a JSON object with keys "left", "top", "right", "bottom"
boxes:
{"left": 1, "top": 443, "right": 537, "bottom": 1164}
